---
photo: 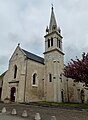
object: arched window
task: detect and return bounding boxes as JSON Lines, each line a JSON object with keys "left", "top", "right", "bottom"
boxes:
{"left": 33, "top": 73, "right": 37, "bottom": 85}
{"left": 81, "top": 90, "right": 85, "bottom": 103}
{"left": 49, "top": 73, "right": 52, "bottom": 82}
{"left": 57, "top": 38, "right": 58, "bottom": 47}
{"left": 48, "top": 39, "right": 50, "bottom": 48}
{"left": 59, "top": 40, "right": 61, "bottom": 49}
{"left": 61, "top": 90, "right": 64, "bottom": 102}
{"left": 14, "top": 65, "right": 17, "bottom": 79}
{"left": 51, "top": 37, "right": 53, "bottom": 46}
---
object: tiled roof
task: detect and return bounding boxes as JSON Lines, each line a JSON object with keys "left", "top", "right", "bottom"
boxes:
{"left": 22, "top": 49, "right": 44, "bottom": 64}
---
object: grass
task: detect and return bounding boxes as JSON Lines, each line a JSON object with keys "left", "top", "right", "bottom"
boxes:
{"left": 28, "top": 101, "right": 88, "bottom": 109}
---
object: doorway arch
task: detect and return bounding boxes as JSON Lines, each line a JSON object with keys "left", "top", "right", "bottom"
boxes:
{"left": 81, "top": 90, "right": 85, "bottom": 103}
{"left": 10, "top": 87, "right": 16, "bottom": 102}
{"left": 61, "top": 91, "right": 64, "bottom": 102}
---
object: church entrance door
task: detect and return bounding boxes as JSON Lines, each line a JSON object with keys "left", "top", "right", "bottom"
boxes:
{"left": 10, "top": 87, "right": 16, "bottom": 102}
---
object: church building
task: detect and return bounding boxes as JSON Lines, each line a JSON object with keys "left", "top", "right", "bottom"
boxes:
{"left": 0, "top": 6, "right": 88, "bottom": 103}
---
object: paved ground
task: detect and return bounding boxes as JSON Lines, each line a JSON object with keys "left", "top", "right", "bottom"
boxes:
{"left": 0, "top": 113, "right": 26, "bottom": 120}
{"left": 0, "top": 103, "right": 88, "bottom": 120}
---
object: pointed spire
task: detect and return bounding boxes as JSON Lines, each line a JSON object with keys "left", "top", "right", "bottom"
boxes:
{"left": 49, "top": 5, "right": 57, "bottom": 33}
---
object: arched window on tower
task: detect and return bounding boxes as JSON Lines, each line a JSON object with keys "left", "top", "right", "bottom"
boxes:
{"left": 57, "top": 38, "right": 58, "bottom": 47}
{"left": 48, "top": 39, "right": 50, "bottom": 48}
{"left": 59, "top": 40, "right": 61, "bottom": 49}
{"left": 57, "top": 38, "right": 61, "bottom": 49}
{"left": 51, "top": 37, "right": 53, "bottom": 46}
{"left": 14, "top": 65, "right": 17, "bottom": 79}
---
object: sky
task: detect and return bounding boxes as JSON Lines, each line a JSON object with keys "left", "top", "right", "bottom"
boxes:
{"left": 0, "top": 0, "right": 88, "bottom": 74}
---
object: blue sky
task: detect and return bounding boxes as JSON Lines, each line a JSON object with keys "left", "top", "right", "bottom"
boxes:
{"left": 0, "top": 0, "right": 88, "bottom": 74}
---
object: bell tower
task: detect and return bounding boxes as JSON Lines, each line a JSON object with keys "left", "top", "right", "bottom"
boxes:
{"left": 44, "top": 6, "right": 64, "bottom": 102}
{"left": 44, "top": 5, "right": 63, "bottom": 54}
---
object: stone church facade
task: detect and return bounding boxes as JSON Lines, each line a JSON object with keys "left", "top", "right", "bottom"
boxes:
{"left": 0, "top": 6, "right": 88, "bottom": 103}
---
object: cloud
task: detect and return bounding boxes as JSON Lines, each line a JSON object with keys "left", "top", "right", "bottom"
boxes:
{"left": 23, "top": 34, "right": 44, "bottom": 57}
{"left": 0, "top": 0, "right": 88, "bottom": 73}
{"left": 0, "top": 55, "right": 8, "bottom": 65}
{"left": 0, "top": 55, "right": 8, "bottom": 74}
{"left": 59, "top": 0, "right": 88, "bottom": 64}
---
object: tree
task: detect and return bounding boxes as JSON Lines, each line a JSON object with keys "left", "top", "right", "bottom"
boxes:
{"left": 64, "top": 52, "right": 88, "bottom": 84}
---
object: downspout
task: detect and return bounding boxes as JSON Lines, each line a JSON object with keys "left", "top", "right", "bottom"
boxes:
{"left": 24, "top": 57, "right": 28, "bottom": 103}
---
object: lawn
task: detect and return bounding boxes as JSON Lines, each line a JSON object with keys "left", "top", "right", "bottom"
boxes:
{"left": 28, "top": 101, "right": 88, "bottom": 109}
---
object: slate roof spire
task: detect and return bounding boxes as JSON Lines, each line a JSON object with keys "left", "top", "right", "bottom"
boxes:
{"left": 49, "top": 5, "right": 57, "bottom": 33}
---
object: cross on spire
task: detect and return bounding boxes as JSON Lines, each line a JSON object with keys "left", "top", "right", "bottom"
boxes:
{"left": 51, "top": 3, "right": 53, "bottom": 10}
{"left": 49, "top": 4, "right": 57, "bottom": 32}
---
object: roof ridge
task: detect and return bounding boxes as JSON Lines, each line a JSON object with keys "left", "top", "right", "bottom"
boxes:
{"left": 22, "top": 49, "right": 44, "bottom": 64}
{"left": 22, "top": 49, "right": 44, "bottom": 59}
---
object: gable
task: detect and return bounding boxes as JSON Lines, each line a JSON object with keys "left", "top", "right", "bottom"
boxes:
{"left": 9, "top": 45, "right": 26, "bottom": 63}
{"left": 9, "top": 44, "right": 44, "bottom": 66}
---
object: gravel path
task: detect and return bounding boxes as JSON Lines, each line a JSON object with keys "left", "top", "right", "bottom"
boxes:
{"left": 0, "top": 103, "right": 88, "bottom": 120}
{"left": 0, "top": 113, "right": 26, "bottom": 120}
